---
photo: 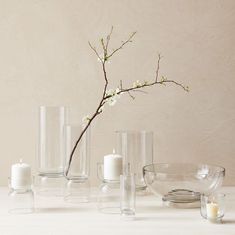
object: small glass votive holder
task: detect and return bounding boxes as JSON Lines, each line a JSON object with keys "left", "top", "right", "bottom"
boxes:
{"left": 120, "top": 173, "right": 136, "bottom": 218}
{"left": 200, "top": 193, "right": 226, "bottom": 223}
{"left": 8, "top": 177, "right": 34, "bottom": 214}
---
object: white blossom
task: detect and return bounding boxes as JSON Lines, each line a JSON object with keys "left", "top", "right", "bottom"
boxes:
{"left": 115, "top": 87, "right": 120, "bottom": 93}
{"left": 107, "top": 96, "right": 117, "bottom": 106}
{"left": 160, "top": 76, "right": 167, "bottom": 82}
{"left": 115, "top": 88, "right": 121, "bottom": 99}
{"left": 105, "top": 87, "right": 122, "bottom": 106}
{"left": 106, "top": 89, "right": 115, "bottom": 97}
{"left": 97, "top": 56, "right": 104, "bottom": 63}
{"left": 133, "top": 80, "right": 142, "bottom": 88}
{"left": 82, "top": 115, "right": 90, "bottom": 123}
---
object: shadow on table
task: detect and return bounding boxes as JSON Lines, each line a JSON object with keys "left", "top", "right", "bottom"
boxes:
{"left": 133, "top": 216, "right": 195, "bottom": 222}
{"left": 137, "top": 205, "right": 168, "bottom": 213}
{"left": 222, "top": 219, "right": 235, "bottom": 224}
{"left": 137, "top": 205, "right": 198, "bottom": 213}
{"left": 35, "top": 207, "right": 93, "bottom": 214}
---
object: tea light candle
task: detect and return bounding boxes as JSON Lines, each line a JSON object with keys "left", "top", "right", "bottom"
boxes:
{"left": 104, "top": 150, "right": 123, "bottom": 181}
{"left": 11, "top": 159, "right": 31, "bottom": 189}
{"left": 206, "top": 202, "right": 218, "bottom": 220}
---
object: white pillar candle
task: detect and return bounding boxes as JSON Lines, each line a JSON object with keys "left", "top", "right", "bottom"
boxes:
{"left": 206, "top": 202, "right": 218, "bottom": 220}
{"left": 104, "top": 150, "right": 123, "bottom": 181}
{"left": 11, "top": 159, "right": 31, "bottom": 189}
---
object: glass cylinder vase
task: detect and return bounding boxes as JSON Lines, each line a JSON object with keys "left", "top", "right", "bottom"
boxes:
{"left": 116, "top": 130, "right": 153, "bottom": 191}
{"left": 35, "top": 106, "right": 67, "bottom": 196}
{"left": 64, "top": 125, "right": 91, "bottom": 203}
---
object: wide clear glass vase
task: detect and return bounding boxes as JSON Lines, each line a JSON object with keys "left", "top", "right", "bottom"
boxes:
{"left": 116, "top": 130, "right": 153, "bottom": 192}
{"left": 64, "top": 125, "right": 91, "bottom": 203}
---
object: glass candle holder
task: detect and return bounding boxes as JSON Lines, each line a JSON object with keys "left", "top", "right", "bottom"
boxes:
{"left": 120, "top": 173, "right": 136, "bottom": 218}
{"left": 200, "top": 193, "right": 226, "bottom": 223}
{"left": 8, "top": 177, "right": 34, "bottom": 214}
{"left": 116, "top": 130, "right": 153, "bottom": 191}
{"left": 9, "top": 161, "right": 34, "bottom": 214}
{"left": 64, "top": 125, "right": 91, "bottom": 203}
{"left": 97, "top": 163, "right": 120, "bottom": 214}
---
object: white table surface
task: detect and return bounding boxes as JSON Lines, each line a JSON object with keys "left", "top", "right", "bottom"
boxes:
{"left": 0, "top": 187, "right": 235, "bottom": 235}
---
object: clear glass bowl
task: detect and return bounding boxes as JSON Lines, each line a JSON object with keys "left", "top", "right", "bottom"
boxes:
{"left": 143, "top": 163, "right": 225, "bottom": 207}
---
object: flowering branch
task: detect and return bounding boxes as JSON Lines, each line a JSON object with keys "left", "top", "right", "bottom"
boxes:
{"left": 64, "top": 28, "right": 188, "bottom": 176}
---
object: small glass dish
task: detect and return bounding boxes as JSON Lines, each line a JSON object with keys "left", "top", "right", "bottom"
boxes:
{"left": 200, "top": 193, "right": 226, "bottom": 223}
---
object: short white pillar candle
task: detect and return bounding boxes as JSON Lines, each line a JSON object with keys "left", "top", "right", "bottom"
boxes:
{"left": 103, "top": 150, "right": 123, "bottom": 181}
{"left": 11, "top": 159, "right": 31, "bottom": 189}
{"left": 206, "top": 202, "right": 218, "bottom": 220}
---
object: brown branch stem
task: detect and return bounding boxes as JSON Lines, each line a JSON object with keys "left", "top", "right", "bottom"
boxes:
{"left": 65, "top": 28, "right": 188, "bottom": 176}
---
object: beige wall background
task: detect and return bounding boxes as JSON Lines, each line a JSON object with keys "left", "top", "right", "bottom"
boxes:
{"left": 0, "top": 0, "right": 234, "bottom": 185}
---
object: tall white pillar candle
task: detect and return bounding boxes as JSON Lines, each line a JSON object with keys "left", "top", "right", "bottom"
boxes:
{"left": 11, "top": 160, "right": 31, "bottom": 189}
{"left": 104, "top": 150, "right": 123, "bottom": 181}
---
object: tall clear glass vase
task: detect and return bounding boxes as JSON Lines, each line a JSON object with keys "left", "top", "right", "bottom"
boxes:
{"left": 35, "top": 106, "right": 67, "bottom": 196}
{"left": 116, "top": 131, "right": 153, "bottom": 192}
{"left": 64, "top": 125, "right": 91, "bottom": 203}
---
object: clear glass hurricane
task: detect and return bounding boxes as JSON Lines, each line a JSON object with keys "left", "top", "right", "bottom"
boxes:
{"left": 116, "top": 130, "right": 153, "bottom": 191}
{"left": 35, "top": 106, "right": 67, "bottom": 196}
{"left": 64, "top": 125, "right": 91, "bottom": 203}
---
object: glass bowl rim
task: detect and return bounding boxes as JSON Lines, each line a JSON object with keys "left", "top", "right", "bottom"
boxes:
{"left": 143, "top": 163, "right": 225, "bottom": 176}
